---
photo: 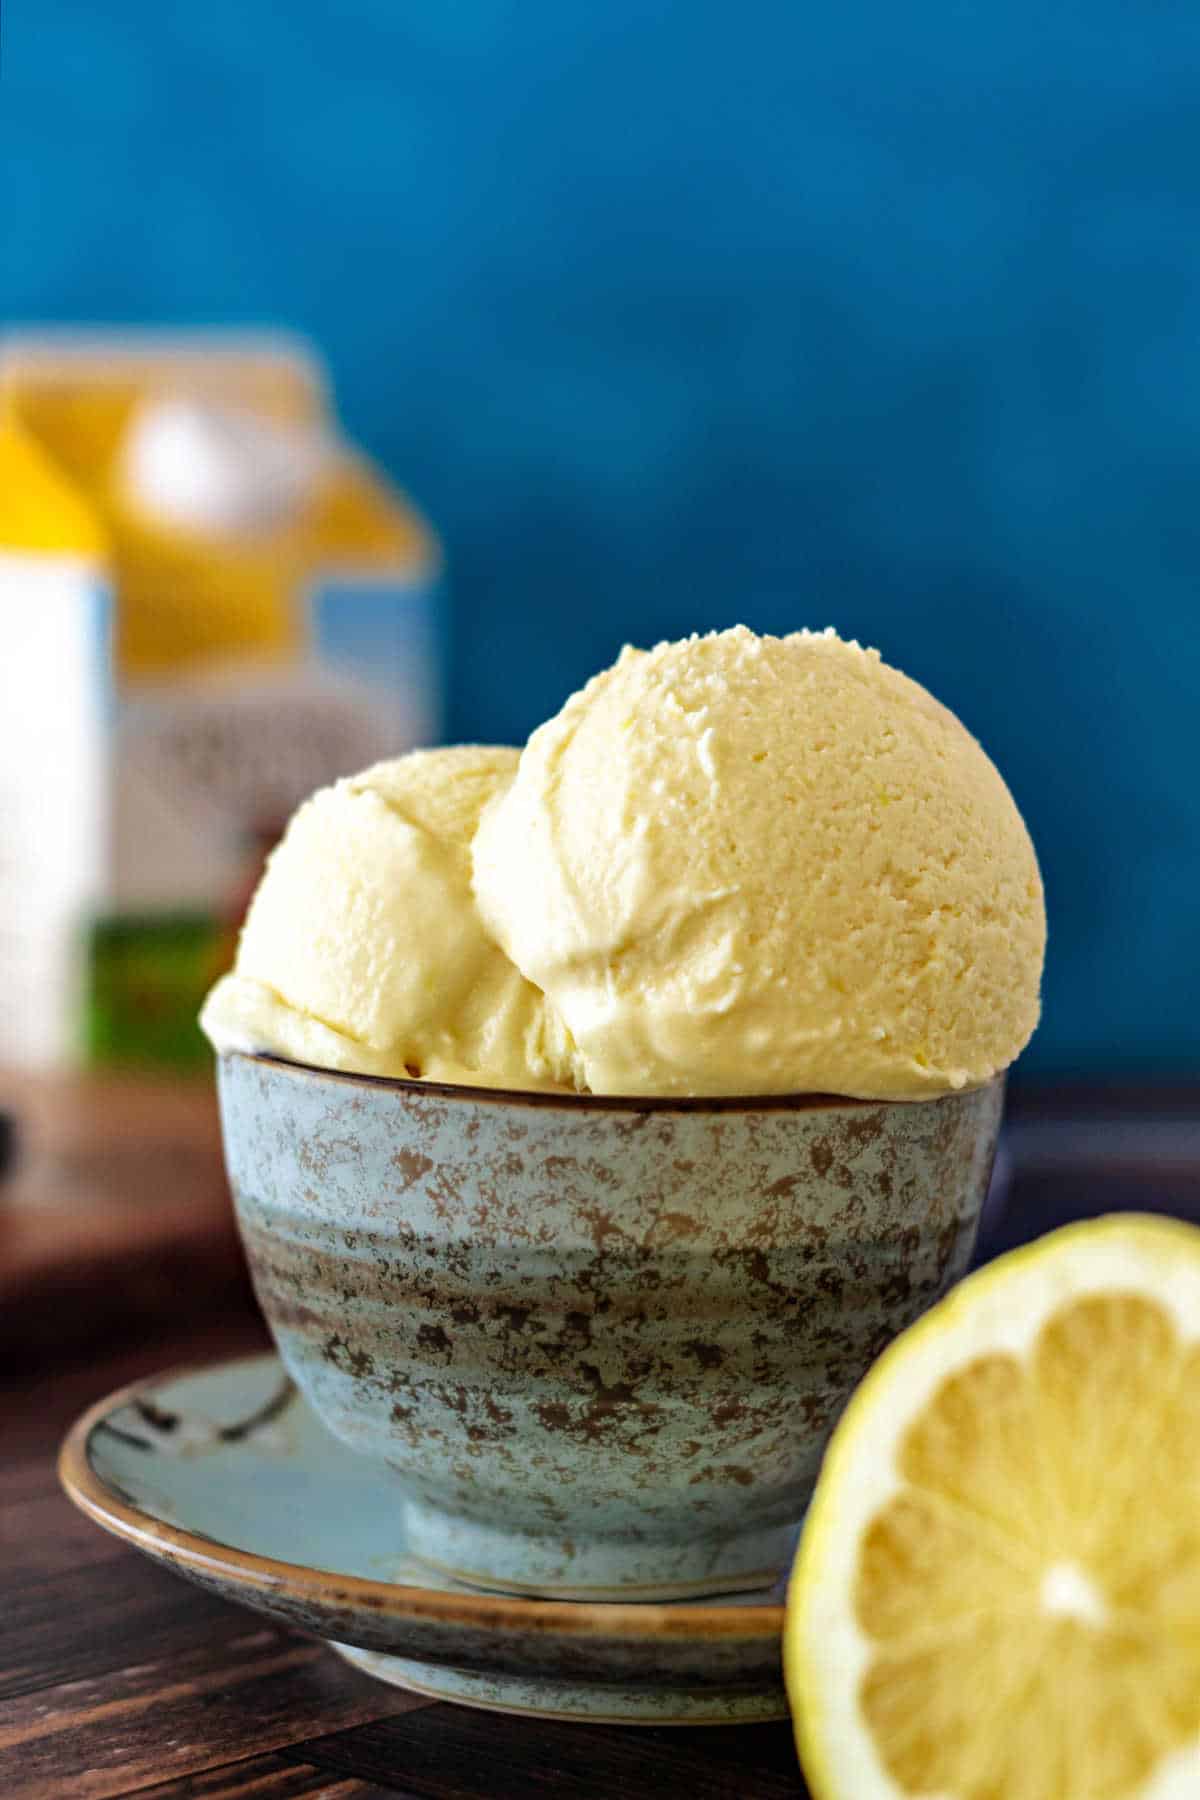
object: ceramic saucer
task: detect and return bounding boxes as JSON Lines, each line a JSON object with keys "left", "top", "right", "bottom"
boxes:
{"left": 59, "top": 1353, "right": 791, "bottom": 1724}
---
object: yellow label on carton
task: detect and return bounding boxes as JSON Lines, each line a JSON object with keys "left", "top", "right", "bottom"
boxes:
{"left": 0, "top": 413, "right": 107, "bottom": 557}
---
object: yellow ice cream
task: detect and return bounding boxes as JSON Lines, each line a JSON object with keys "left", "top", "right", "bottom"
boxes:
{"left": 201, "top": 745, "right": 577, "bottom": 1090}
{"left": 473, "top": 626, "right": 1045, "bottom": 1099}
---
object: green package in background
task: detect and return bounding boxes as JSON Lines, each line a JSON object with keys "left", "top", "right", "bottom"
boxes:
{"left": 84, "top": 914, "right": 229, "bottom": 1072}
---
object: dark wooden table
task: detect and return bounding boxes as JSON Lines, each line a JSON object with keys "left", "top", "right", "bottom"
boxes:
{"left": 2, "top": 1080, "right": 1197, "bottom": 1799}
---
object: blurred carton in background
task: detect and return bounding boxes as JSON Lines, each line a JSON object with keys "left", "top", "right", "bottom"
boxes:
{"left": 1, "top": 332, "right": 443, "bottom": 1073}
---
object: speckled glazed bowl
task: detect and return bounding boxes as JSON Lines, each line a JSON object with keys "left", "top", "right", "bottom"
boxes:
{"left": 217, "top": 1052, "right": 1002, "bottom": 1602}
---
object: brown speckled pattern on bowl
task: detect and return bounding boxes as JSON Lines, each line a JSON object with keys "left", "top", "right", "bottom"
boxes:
{"left": 216, "top": 1054, "right": 1003, "bottom": 1600}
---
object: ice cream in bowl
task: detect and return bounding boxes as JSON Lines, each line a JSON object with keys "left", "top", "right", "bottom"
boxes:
{"left": 202, "top": 626, "right": 1043, "bottom": 1600}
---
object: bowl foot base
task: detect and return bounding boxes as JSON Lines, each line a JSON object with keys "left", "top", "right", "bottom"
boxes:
{"left": 401, "top": 1498, "right": 801, "bottom": 1601}
{"left": 331, "top": 1642, "right": 789, "bottom": 1724}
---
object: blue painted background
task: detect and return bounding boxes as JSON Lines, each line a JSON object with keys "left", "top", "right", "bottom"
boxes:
{"left": 5, "top": 1, "right": 1199, "bottom": 1075}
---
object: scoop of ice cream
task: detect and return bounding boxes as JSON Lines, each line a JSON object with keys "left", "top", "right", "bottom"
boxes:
{"left": 201, "top": 745, "right": 577, "bottom": 1090}
{"left": 473, "top": 626, "right": 1045, "bottom": 1100}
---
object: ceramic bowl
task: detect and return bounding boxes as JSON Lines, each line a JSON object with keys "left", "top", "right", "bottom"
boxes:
{"left": 217, "top": 1053, "right": 1002, "bottom": 1601}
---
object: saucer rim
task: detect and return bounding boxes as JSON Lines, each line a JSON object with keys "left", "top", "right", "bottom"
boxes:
{"left": 58, "top": 1352, "right": 787, "bottom": 1645}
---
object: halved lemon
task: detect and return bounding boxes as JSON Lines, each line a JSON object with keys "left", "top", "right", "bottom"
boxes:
{"left": 785, "top": 1215, "right": 1200, "bottom": 1800}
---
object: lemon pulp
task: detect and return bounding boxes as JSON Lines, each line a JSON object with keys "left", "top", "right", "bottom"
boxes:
{"left": 856, "top": 1292, "right": 1200, "bottom": 1800}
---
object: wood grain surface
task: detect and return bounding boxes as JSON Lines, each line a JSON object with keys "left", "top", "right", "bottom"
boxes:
{"left": 2, "top": 1076, "right": 1197, "bottom": 1798}
{"left": 0, "top": 1071, "right": 249, "bottom": 1369}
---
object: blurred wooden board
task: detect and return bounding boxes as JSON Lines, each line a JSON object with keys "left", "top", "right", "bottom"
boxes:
{"left": 0, "top": 1068, "right": 223, "bottom": 1192}
{"left": 0, "top": 1069, "right": 251, "bottom": 1369}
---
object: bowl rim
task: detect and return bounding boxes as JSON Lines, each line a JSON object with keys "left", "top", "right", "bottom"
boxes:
{"left": 222, "top": 1050, "right": 1003, "bottom": 1115}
